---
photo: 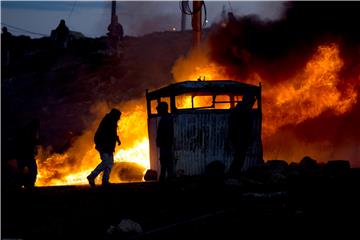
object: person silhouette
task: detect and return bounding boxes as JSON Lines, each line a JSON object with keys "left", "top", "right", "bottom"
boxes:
{"left": 51, "top": 19, "right": 70, "bottom": 48}
{"left": 16, "top": 119, "right": 40, "bottom": 188}
{"left": 156, "top": 102, "right": 174, "bottom": 181}
{"left": 228, "top": 93, "right": 256, "bottom": 177}
{"left": 2, "top": 27, "right": 13, "bottom": 66}
{"left": 87, "top": 108, "right": 121, "bottom": 187}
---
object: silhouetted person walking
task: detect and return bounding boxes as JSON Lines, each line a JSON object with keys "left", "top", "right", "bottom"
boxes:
{"left": 16, "top": 119, "right": 40, "bottom": 188}
{"left": 87, "top": 108, "right": 121, "bottom": 187}
{"left": 156, "top": 102, "right": 174, "bottom": 181}
{"left": 229, "top": 94, "right": 256, "bottom": 177}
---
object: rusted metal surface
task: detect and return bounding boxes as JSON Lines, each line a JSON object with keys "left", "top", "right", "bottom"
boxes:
{"left": 173, "top": 111, "right": 232, "bottom": 175}
{"left": 148, "top": 117, "right": 160, "bottom": 174}
{"left": 242, "top": 110, "right": 262, "bottom": 171}
{"left": 146, "top": 80, "right": 262, "bottom": 177}
{"left": 149, "top": 110, "right": 261, "bottom": 175}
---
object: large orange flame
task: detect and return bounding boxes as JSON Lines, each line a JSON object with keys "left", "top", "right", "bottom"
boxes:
{"left": 36, "top": 100, "right": 150, "bottom": 186}
{"left": 172, "top": 43, "right": 357, "bottom": 135}
{"left": 172, "top": 43, "right": 358, "bottom": 163}
{"left": 36, "top": 43, "right": 358, "bottom": 186}
{"left": 263, "top": 43, "right": 357, "bottom": 135}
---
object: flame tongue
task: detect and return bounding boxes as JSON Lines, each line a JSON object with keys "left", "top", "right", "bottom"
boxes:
{"left": 264, "top": 43, "right": 357, "bottom": 135}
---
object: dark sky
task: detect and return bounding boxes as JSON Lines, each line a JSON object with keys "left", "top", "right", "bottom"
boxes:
{"left": 1, "top": 1, "right": 285, "bottom": 38}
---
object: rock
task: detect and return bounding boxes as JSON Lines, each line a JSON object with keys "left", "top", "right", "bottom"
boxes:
{"left": 286, "top": 162, "right": 301, "bottom": 178}
{"left": 299, "top": 156, "right": 320, "bottom": 176}
{"left": 144, "top": 169, "right": 158, "bottom": 181}
{"left": 117, "top": 219, "right": 143, "bottom": 233}
{"left": 324, "top": 160, "right": 350, "bottom": 177}
{"left": 111, "top": 162, "right": 145, "bottom": 182}
{"left": 266, "top": 160, "right": 288, "bottom": 172}
{"left": 106, "top": 219, "right": 143, "bottom": 237}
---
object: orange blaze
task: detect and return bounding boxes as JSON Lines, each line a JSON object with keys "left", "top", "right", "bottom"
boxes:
{"left": 36, "top": 100, "right": 150, "bottom": 186}
{"left": 263, "top": 43, "right": 357, "bottom": 135}
{"left": 36, "top": 43, "right": 357, "bottom": 186}
{"left": 172, "top": 43, "right": 357, "bottom": 135}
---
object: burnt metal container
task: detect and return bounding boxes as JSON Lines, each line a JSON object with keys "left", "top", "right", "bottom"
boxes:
{"left": 146, "top": 80, "right": 263, "bottom": 177}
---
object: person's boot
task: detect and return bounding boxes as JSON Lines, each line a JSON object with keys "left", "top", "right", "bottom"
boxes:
{"left": 101, "top": 181, "right": 110, "bottom": 188}
{"left": 87, "top": 175, "right": 95, "bottom": 188}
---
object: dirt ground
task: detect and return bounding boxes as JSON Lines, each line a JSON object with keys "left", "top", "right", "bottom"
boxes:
{"left": 2, "top": 173, "right": 360, "bottom": 239}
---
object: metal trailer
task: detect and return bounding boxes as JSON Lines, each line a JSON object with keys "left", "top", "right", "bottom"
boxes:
{"left": 146, "top": 80, "right": 262, "bottom": 177}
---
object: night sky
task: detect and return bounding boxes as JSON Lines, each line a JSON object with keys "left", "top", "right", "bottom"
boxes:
{"left": 1, "top": 1, "right": 285, "bottom": 37}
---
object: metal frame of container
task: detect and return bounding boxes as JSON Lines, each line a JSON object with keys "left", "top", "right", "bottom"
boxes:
{"left": 146, "top": 80, "right": 262, "bottom": 177}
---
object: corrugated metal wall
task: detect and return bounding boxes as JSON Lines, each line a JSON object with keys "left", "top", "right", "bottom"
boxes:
{"left": 242, "top": 109, "right": 262, "bottom": 171}
{"left": 148, "top": 110, "right": 261, "bottom": 177}
{"left": 173, "top": 111, "right": 233, "bottom": 175}
{"left": 148, "top": 117, "right": 160, "bottom": 174}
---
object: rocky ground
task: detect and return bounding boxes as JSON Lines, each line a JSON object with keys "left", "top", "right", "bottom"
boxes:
{"left": 3, "top": 159, "right": 360, "bottom": 239}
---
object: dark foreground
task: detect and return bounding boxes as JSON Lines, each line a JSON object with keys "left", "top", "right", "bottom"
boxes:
{"left": 3, "top": 172, "right": 360, "bottom": 240}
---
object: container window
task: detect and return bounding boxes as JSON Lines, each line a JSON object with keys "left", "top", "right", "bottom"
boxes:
{"left": 193, "top": 96, "right": 213, "bottom": 108}
{"left": 150, "top": 97, "right": 171, "bottom": 114}
{"left": 175, "top": 95, "right": 193, "bottom": 109}
{"left": 214, "top": 95, "right": 231, "bottom": 109}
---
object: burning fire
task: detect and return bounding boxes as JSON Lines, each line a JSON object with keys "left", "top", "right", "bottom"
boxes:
{"left": 172, "top": 43, "right": 357, "bottom": 135}
{"left": 36, "top": 100, "right": 150, "bottom": 186}
{"left": 172, "top": 47, "right": 229, "bottom": 81}
{"left": 36, "top": 43, "right": 357, "bottom": 186}
{"left": 263, "top": 43, "right": 357, "bottom": 135}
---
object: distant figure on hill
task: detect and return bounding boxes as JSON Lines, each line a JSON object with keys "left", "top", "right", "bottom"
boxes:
{"left": 16, "top": 119, "right": 40, "bottom": 188}
{"left": 51, "top": 19, "right": 70, "bottom": 48}
{"left": 1, "top": 27, "right": 13, "bottom": 66}
{"left": 156, "top": 102, "right": 174, "bottom": 181}
{"left": 87, "top": 108, "right": 121, "bottom": 187}
{"left": 108, "top": 15, "right": 124, "bottom": 41}
{"left": 228, "top": 93, "right": 256, "bottom": 177}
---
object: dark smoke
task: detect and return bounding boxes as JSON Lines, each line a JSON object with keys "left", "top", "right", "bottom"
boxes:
{"left": 208, "top": 1, "right": 360, "bottom": 83}
{"left": 208, "top": 2, "right": 360, "bottom": 166}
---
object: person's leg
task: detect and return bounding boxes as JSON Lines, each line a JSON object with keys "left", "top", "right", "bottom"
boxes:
{"left": 167, "top": 158, "right": 175, "bottom": 179}
{"left": 87, "top": 153, "right": 108, "bottom": 186}
{"left": 159, "top": 161, "right": 166, "bottom": 182}
{"left": 101, "top": 153, "right": 114, "bottom": 185}
{"left": 89, "top": 154, "right": 107, "bottom": 178}
{"left": 27, "top": 159, "right": 38, "bottom": 187}
{"left": 160, "top": 148, "right": 173, "bottom": 181}
{"left": 229, "top": 147, "right": 247, "bottom": 177}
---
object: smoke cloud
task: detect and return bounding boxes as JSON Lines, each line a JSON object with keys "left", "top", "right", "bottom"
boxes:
{"left": 207, "top": 2, "right": 360, "bottom": 166}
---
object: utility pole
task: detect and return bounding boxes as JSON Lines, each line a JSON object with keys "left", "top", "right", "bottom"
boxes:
{"left": 111, "top": 0, "right": 116, "bottom": 19}
{"left": 192, "top": 1, "right": 202, "bottom": 48}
